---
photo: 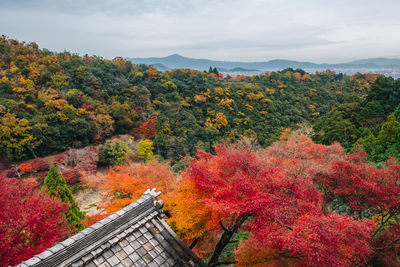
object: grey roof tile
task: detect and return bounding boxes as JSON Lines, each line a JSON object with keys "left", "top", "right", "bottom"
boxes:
{"left": 60, "top": 237, "right": 75, "bottom": 247}
{"left": 110, "top": 244, "right": 122, "bottom": 253}
{"left": 134, "top": 258, "right": 146, "bottom": 267}
{"left": 122, "top": 244, "right": 134, "bottom": 255}
{"left": 136, "top": 247, "right": 147, "bottom": 257}
{"left": 115, "top": 249, "right": 128, "bottom": 261}
{"left": 144, "top": 232, "right": 153, "bottom": 240}
{"left": 137, "top": 235, "right": 147, "bottom": 245}
{"left": 48, "top": 243, "right": 64, "bottom": 254}
{"left": 22, "top": 257, "right": 40, "bottom": 265}
{"left": 132, "top": 231, "right": 141, "bottom": 238}
{"left": 81, "top": 253, "right": 94, "bottom": 263}
{"left": 128, "top": 252, "right": 140, "bottom": 262}
{"left": 154, "top": 255, "right": 165, "bottom": 265}
{"left": 148, "top": 249, "right": 158, "bottom": 259}
{"left": 143, "top": 253, "right": 153, "bottom": 263}
{"left": 35, "top": 249, "right": 53, "bottom": 260}
{"left": 93, "top": 256, "right": 105, "bottom": 265}
{"left": 100, "top": 242, "right": 111, "bottom": 251}
{"left": 106, "top": 255, "right": 120, "bottom": 266}
{"left": 130, "top": 240, "right": 141, "bottom": 250}
{"left": 148, "top": 261, "right": 159, "bottom": 267}
{"left": 143, "top": 242, "right": 154, "bottom": 251}
{"left": 71, "top": 259, "right": 84, "bottom": 267}
{"left": 121, "top": 256, "right": 134, "bottom": 266}
{"left": 72, "top": 232, "right": 85, "bottom": 240}
{"left": 102, "top": 249, "right": 113, "bottom": 259}
{"left": 97, "top": 262, "right": 111, "bottom": 267}
{"left": 85, "top": 262, "right": 96, "bottom": 267}
{"left": 80, "top": 226, "right": 94, "bottom": 236}
{"left": 154, "top": 245, "right": 163, "bottom": 254}
{"left": 119, "top": 238, "right": 129, "bottom": 247}
{"left": 126, "top": 235, "right": 135, "bottom": 243}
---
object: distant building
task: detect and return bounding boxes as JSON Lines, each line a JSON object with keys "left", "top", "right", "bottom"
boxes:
{"left": 18, "top": 189, "right": 206, "bottom": 267}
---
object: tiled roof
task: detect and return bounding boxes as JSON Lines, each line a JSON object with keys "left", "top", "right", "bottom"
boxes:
{"left": 18, "top": 189, "right": 207, "bottom": 267}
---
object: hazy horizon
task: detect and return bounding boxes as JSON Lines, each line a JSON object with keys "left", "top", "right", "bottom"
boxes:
{"left": 130, "top": 53, "right": 400, "bottom": 65}
{"left": 1, "top": 0, "right": 399, "bottom": 63}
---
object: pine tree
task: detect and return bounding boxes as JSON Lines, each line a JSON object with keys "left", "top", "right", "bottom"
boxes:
{"left": 213, "top": 67, "right": 219, "bottom": 75}
{"left": 43, "top": 164, "right": 85, "bottom": 231}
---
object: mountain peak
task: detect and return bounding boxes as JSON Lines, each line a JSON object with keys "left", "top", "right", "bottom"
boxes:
{"left": 166, "top": 54, "right": 185, "bottom": 59}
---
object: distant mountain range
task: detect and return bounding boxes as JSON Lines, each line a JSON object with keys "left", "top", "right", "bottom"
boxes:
{"left": 127, "top": 54, "right": 400, "bottom": 73}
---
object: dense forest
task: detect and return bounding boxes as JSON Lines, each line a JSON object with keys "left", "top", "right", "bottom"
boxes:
{"left": 1, "top": 37, "right": 399, "bottom": 266}
{"left": 313, "top": 76, "right": 400, "bottom": 162}
{"left": 0, "top": 36, "right": 383, "bottom": 163}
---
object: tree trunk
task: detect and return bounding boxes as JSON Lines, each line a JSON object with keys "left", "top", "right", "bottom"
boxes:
{"left": 208, "top": 215, "right": 248, "bottom": 266}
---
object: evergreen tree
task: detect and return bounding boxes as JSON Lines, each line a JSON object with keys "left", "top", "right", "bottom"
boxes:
{"left": 43, "top": 165, "right": 85, "bottom": 231}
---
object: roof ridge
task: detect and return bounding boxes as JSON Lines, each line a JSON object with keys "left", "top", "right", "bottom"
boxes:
{"left": 18, "top": 191, "right": 161, "bottom": 267}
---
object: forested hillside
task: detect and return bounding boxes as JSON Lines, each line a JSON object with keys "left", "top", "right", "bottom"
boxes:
{"left": 0, "top": 36, "right": 380, "bottom": 164}
{"left": 313, "top": 75, "right": 400, "bottom": 162}
{"left": 1, "top": 37, "right": 399, "bottom": 266}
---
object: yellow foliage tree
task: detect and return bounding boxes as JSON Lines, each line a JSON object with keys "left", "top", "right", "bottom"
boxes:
{"left": 0, "top": 113, "right": 41, "bottom": 160}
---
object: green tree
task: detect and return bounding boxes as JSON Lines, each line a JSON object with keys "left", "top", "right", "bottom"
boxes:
{"left": 377, "top": 114, "right": 400, "bottom": 149}
{"left": 98, "top": 140, "right": 128, "bottom": 165}
{"left": 109, "top": 101, "right": 137, "bottom": 133}
{"left": 137, "top": 139, "right": 154, "bottom": 162}
{"left": 43, "top": 165, "right": 85, "bottom": 231}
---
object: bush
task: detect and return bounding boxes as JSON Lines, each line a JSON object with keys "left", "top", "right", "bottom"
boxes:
{"left": 61, "top": 166, "right": 81, "bottom": 184}
{"left": 31, "top": 157, "right": 49, "bottom": 172}
{"left": 18, "top": 162, "right": 33, "bottom": 173}
{"left": 98, "top": 141, "right": 128, "bottom": 166}
{"left": 171, "top": 160, "right": 188, "bottom": 173}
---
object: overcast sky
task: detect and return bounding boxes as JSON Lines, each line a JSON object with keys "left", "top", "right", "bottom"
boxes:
{"left": 1, "top": 0, "right": 399, "bottom": 63}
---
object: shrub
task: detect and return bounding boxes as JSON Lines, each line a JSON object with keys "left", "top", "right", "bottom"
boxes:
{"left": 171, "top": 160, "right": 188, "bottom": 173}
{"left": 61, "top": 166, "right": 81, "bottom": 184}
{"left": 54, "top": 152, "right": 67, "bottom": 164}
{"left": 54, "top": 147, "right": 98, "bottom": 184}
{"left": 3, "top": 167, "right": 17, "bottom": 178}
{"left": 18, "top": 162, "right": 33, "bottom": 173}
{"left": 77, "top": 146, "right": 98, "bottom": 174}
{"left": 98, "top": 141, "right": 128, "bottom": 166}
{"left": 31, "top": 157, "right": 49, "bottom": 172}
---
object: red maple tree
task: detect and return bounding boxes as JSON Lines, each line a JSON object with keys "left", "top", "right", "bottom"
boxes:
{"left": 178, "top": 138, "right": 376, "bottom": 266}
{"left": 0, "top": 175, "right": 70, "bottom": 266}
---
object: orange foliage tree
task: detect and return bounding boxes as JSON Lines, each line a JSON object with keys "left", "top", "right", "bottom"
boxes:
{"left": 100, "top": 160, "right": 179, "bottom": 214}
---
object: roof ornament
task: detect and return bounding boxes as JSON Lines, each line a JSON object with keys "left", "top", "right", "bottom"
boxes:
{"left": 144, "top": 188, "right": 162, "bottom": 198}
{"left": 143, "top": 188, "right": 164, "bottom": 217}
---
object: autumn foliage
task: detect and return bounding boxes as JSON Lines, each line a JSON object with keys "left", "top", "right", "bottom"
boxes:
{"left": 101, "top": 160, "right": 179, "bottom": 214}
{"left": 18, "top": 162, "right": 33, "bottom": 173}
{"left": 171, "top": 138, "right": 375, "bottom": 265}
{"left": 0, "top": 175, "right": 69, "bottom": 266}
{"left": 132, "top": 113, "right": 158, "bottom": 139}
{"left": 79, "top": 131, "right": 400, "bottom": 266}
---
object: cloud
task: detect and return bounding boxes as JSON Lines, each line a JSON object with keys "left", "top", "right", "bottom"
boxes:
{"left": 0, "top": 0, "right": 399, "bottom": 62}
